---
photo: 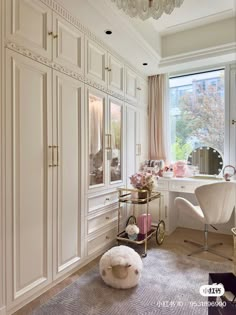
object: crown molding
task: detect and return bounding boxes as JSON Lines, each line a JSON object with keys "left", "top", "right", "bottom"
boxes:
{"left": 5, "top": 41, "right": 128, "bottom": 102}
{"left": 160, "top": 10, "right": 235, "bottom": 36}
{"left": 40, "top": 0, "right": 147, "bottom": 79}
{"left": 159, "top": 42, "right": 236, "bottom": 70}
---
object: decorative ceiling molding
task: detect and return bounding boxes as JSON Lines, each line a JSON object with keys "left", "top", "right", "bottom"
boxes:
{"left": 159, "top": 42, "right": 236, "bottom": 70}
{"left": 40, "top": 0, "right": 148, "bottom": 79}
{"left": 5, "top": 41, "right": 130, "bottom": 103}
{"left": 159, "top": 9, "right": 235, "bottom": 35}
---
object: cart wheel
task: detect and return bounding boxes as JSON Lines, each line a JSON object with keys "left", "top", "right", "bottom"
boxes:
{"left": 156, "top": 220, "right": 165, "bottom": 245}
{"left": 141, "top": 253, "right": 147, "bottom": 258}
{"left": 126, "top": 215, "right": 136, "bottom": 226}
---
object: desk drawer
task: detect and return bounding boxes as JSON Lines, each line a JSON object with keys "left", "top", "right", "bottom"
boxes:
{"left": 87, "top": 208, "right": 118, "bottom": 235}
{"left": 156, "top": 180, "right": 169, "bottom": 191}
{"left": 169, "top": 181, "right": 196, "bottom": 193}
{"left": 88, "top": 192, "right": 118, "bottom": 213}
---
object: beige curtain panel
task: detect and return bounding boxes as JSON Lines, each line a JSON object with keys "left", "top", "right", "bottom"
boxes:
{"left": 148, "top": 74, "right": 167, "bottom": 162}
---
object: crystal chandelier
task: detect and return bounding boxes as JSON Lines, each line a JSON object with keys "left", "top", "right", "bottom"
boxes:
{"left": 111, "top": 0, "right": 185, "bottom": 20}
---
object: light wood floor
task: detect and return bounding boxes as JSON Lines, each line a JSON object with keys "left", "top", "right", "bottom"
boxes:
{"left": 13, "top": 227, "right": 235, "bottom": 315}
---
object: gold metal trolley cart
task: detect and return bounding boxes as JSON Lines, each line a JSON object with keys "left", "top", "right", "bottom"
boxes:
{"left": 117, "top": 188, "right": 165, "bottom": 257}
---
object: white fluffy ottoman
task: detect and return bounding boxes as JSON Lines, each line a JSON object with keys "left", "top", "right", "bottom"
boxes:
{"left": 99, "top": 245, "right": 143, "bottom": 289}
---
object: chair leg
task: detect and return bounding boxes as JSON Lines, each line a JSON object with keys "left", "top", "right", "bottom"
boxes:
{"left": 184, "top": 224, "right": 232, "bottom": 261}
{"left": 187, "top": 247, "right": 205, "bottom": 257}
{"left": 184, "top": 239, "right": 202, "bottom": 248}
{"left": 208, "top": 242, "right": 223, "bottom": 248}
{"left": 207, "top": 248, "right": 233, "bottom": 261}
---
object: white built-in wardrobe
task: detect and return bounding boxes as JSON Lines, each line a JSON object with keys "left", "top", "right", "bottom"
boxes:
{"left": 0, "top": 0, "right": 148, "bottom": 314}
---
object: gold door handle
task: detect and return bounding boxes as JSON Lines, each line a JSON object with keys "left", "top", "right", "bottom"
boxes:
{"left": 105, "top": 67, "right": 109, "bottom": 70}
{"left": 48, "top": 31, "right": 53, "bottom": 36}
{"left": 53, "top": 34, "right": 58, "bottom": 39}
{"left": 137, "top": 87, "right": 141, "bottom": 91}
{"left": 232, "top": 119, "right": 236, "bottom": 125}
{"left": 53, "top": 146, "right": 59, "bottom": 166}
{"left": 108, "top": 68, "right": 112, "bottom": 72}
{"left": 48, "top": 146, "right": 53, "bottom": 167}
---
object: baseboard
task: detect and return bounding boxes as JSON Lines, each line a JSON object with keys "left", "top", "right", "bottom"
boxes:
{"left": 0, "top": 306, "right": 6, "bottom": 315}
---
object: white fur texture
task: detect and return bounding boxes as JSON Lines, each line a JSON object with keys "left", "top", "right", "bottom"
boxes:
{"left": 125, "top": 224, "right": 139, "bottom": 235}
{"left": 99, "top": 245, "right": 143, "bottom": 289}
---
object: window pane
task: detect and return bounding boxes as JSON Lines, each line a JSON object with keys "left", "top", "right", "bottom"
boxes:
{"left": 169, "top": 70, "right": 225, "bottom": 161}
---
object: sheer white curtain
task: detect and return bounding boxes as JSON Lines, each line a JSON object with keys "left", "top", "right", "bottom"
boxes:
{"left": 148, "top": 74, "right": 170, "bottom": 163}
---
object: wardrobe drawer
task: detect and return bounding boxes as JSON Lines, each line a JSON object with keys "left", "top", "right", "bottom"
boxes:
{"left": 87, "top": 228, "right": 117, "bottom": 256}
{"left": 88, "top": 192, "right": 118, "bottom": 213}
{"left": 169, "top": 181, "right": 195, "bottom": 193}
{"left": 87, "top": 208, "right": 118, "bottom": 234}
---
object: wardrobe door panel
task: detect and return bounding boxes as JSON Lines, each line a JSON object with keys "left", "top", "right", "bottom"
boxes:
{"left": 6, "top": 0, "right": 52, "bottom": 58}
{"left": 53, "top": 71, "right": 83, "bottom": 278}
{"left": 53, "top": 13, "right": 84, "bottom": 74}
{"left": 108, "top": 97, "right": 125, "bottom": 186}
{"left": 85, "top": 38, "right": 107, "bottom": 86}
{"left": 6, "top": 50, "right": 52, "bottom": 306}
{"left": 87, "top": 88, "right": 106, "bottom": 190}
{"left": 108, "top": 54, "right": 124, "bottom": 95}
{"left": 125, "top": 67, "right": 138, "bottom": 103}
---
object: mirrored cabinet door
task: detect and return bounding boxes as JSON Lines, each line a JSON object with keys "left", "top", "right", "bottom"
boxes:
{"left": 88, "top": 90, "right": 106, "bottom": 187}
{"left": 108, "top": 99, "right": 123, "bottom": 184}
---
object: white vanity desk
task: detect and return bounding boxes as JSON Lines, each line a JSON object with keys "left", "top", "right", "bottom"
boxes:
{"left": 151, "top": 177, "right": 236, "bottom": 235}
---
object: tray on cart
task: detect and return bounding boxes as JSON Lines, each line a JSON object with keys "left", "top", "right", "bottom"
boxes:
{"left": 117, "top": 228, "right": 157, "bottom": 245}
{"left": 118, "top": 190, "right": 161, "bottom": 204}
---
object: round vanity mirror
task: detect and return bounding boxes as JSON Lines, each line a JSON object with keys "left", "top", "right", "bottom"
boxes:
{"left": 187, "top": 146, "right": 223, "bottom": 175}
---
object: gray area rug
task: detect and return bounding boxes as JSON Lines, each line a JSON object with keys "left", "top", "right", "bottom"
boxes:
{"left": 33, "top": 246, "right": 233, "bottom": 315}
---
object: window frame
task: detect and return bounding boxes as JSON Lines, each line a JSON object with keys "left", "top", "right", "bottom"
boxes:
{"left": 168, "top": 65, "right": 232, "bottom": 167}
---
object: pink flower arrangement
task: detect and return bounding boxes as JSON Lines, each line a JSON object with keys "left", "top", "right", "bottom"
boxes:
{"left": 130, "top": 172, "right": 154, "bottom": 191}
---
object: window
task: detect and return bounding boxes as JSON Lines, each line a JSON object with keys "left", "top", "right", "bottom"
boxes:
{"left": 169, "top": 69, "right": 225, "bottom": 162}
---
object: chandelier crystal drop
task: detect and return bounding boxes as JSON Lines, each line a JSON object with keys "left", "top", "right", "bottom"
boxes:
{"left": 111, "top": 0, "right": 185, "bottom": 20}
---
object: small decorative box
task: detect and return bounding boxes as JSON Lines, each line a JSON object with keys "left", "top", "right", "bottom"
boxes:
{"left": 137, "top": 214, "right": 152, "bottom": 235}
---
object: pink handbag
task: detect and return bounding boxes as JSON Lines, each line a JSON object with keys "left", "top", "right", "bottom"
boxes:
{"left": 137, "top": 214, "right": 152, "bottom": 234}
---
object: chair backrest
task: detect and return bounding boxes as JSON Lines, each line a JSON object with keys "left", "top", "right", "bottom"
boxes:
{"left": 195, "top": 182, "right": 236, "bottom": 224}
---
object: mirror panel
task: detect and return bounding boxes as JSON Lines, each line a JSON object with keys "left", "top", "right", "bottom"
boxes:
{"left": 187, "top": 146, "right": 223, "bottom": 175}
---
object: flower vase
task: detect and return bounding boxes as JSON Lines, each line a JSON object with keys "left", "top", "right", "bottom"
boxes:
{"left": 138, "top": 191, "right": 147, "bottom": 199}
{"left": 138, "top": 188, "right": 151, "bottom": 200}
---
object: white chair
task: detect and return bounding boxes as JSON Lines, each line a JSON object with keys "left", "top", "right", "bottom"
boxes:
{"left": 175, "top": 182, "right": 236, "bottom": 261}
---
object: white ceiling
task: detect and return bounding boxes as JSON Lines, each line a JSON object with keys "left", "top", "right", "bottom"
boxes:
{"left": 58, "top": 0, "right": 236, "bottom": 76}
